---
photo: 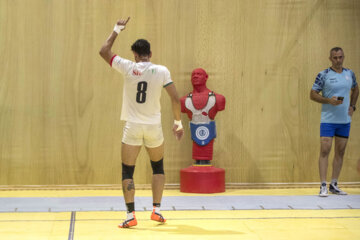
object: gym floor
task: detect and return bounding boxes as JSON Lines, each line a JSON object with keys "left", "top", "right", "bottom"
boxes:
{"left": 1, "top": 188, "right": 360, "bottom": 240}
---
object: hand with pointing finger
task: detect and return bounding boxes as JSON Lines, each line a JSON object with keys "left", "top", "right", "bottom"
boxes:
{"left": 114, "top": 17, "right": 130, "bottom": 34}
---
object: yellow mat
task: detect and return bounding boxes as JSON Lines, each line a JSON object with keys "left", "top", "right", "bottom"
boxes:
{"left": 1, "top": 210, "right": 359, "bottom": 240}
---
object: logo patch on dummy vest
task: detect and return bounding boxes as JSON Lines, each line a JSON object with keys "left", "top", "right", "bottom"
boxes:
{"left": 190, "top": 121, "right": 216, "bottom": 146}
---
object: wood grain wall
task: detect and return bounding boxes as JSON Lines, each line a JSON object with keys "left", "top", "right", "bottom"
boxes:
{"left": 0, "top": 0, "right": 359, "bottom": 185}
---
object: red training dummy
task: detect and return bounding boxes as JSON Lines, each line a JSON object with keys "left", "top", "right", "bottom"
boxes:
{"left": 180, "top": 68, "right": 225, "bottom": 161}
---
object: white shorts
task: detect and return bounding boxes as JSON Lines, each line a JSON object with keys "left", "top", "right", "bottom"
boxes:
{"left": 122, "top": 122, "right": 164, "bottom": 148}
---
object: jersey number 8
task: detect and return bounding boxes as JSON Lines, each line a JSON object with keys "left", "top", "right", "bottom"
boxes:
{"left": 136, "top": 81, "right": 147, "bottom": 103}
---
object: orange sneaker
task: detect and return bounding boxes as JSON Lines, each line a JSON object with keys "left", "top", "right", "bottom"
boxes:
{"left": 118, "top": 213, "right": 137, "bottom": 228}
{"left": 151, "top": 210, "right": 166, "bottom": 223}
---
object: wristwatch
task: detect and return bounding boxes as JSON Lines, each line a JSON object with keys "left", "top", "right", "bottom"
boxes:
{"left": 351, "top": 105, "right": 356, "bottom": 111}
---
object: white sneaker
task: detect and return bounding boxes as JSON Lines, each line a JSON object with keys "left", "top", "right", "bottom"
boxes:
{"left": 319, "top": 184, "right": 328, "bottom": 197}
{"left": 329, "top": 182, "right": 347, "bottom": 195}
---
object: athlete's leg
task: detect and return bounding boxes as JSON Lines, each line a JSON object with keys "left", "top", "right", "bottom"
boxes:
{"left": 143, "top": 123, "right": 166, "bottom": 222}
{"left": 122, "top": 143, "right": 141, "bottom": 204}
{"left": 145, "top": 144, "right": 166, "bottom": 222}
{"left": 331, "top": 136, "right": 348, "bottom": 180}
{"left": 145, "top": 143, "right": 165, "bottom": 204}
{"left": 118, "top": 122, "right": 145, "bottom": 228}
{"left": 118, "top": 143, "right": 141, "bottom": 228}
{"left": 319, "top": 137, "right": 333, "bottom": 182}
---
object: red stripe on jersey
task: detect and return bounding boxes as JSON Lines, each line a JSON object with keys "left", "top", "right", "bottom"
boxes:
{"left": 110, "top": 55, "right": 117, "bottom": 67}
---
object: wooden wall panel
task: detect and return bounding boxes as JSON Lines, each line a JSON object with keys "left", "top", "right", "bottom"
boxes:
{"left": 0, "top": 0, "right": 359, "bottom": 185}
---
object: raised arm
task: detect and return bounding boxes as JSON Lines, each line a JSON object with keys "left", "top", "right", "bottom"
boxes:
{"left": 99, "top": 17, "right": 130, "bottom": 64}
{"left": 165, "top": 83, "right": 184, "bottom": 140}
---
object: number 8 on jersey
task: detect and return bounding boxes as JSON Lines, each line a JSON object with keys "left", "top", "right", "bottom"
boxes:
{"left": 136, "top": 81, "right": 147, "bottom": 103}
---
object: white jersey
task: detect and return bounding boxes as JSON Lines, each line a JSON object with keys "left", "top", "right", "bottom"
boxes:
{"left": 111, "top": 55, "right": 173, "bottom": 124}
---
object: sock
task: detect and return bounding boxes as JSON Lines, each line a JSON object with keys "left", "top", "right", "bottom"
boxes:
{"left": 126, "top": 202, "right": 135, "bottom": 220}
{"left": 153, "top": 203, "right": 161, "bottom": 214}
{"left": 321, "top": 181, "right": 326, "bottom": 186}
{"left": 331, "top": 179, "right": 337, "bottom": 185}
{"left": 126, "top": 202, "right": 135, "bottom": 213}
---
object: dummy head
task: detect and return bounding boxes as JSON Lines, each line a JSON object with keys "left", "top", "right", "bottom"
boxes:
{"left": 191, "top": 68, "right": 208, "bottom": 87}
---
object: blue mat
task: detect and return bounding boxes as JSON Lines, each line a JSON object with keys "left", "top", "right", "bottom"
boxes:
{"left": 1, "top": 195, "right": 359, "bottom": 212}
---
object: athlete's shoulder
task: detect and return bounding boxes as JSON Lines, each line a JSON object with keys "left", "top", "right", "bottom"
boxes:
{"left": 315, "top": 68, "right": 331, "bottom": 81}
{"left": 149, "top": 64, "right": 171, "bottom": 79}
{"left": 114, "top": 55, "right": 132, "bottom": 62}
{"left": 113, "top": 55, "right": 135, "bottom": 66}
{"left": 318, "top": 68, "right": 331, "bottom": 76}
{"left": 151, "top": 63, "right": 169, "bottom": 72}
{"left": 343, "top": 67, "right": 356, "bottom": 76}
{"left": 313, "top": 68, "right": 331, "bottom": 91}
{"left": 111, "top": 55, "right": 136, "bottom": 75}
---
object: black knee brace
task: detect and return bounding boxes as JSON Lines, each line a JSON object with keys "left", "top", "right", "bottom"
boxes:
{"left": 151, "top": 159, "right": 164, "bottom": 175}
{"left": 122, "top": 163, "right": 135, "bottom": 180}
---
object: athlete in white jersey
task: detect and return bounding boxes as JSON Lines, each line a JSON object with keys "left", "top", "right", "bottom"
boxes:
{"left": 111, "top": 55, "right": 173, "bottom": 124}
{"left": 99, "top": 17, "right": 184, "bottom": 228}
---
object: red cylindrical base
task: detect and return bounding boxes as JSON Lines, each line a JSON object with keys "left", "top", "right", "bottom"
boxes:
{"left": 180, "top": 165, "right": 225, "bottom": 193}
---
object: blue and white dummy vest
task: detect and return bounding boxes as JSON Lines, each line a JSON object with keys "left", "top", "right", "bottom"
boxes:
{"left": 185, "top": 92, "right": 217, "bottom": 146}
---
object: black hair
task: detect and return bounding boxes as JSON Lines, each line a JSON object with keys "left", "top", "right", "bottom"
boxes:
{"left": 131, "top": 39, "right": 151, "bottom": 56}
{"left": 330, "top": 47, "right": 343, "bottom": 56}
